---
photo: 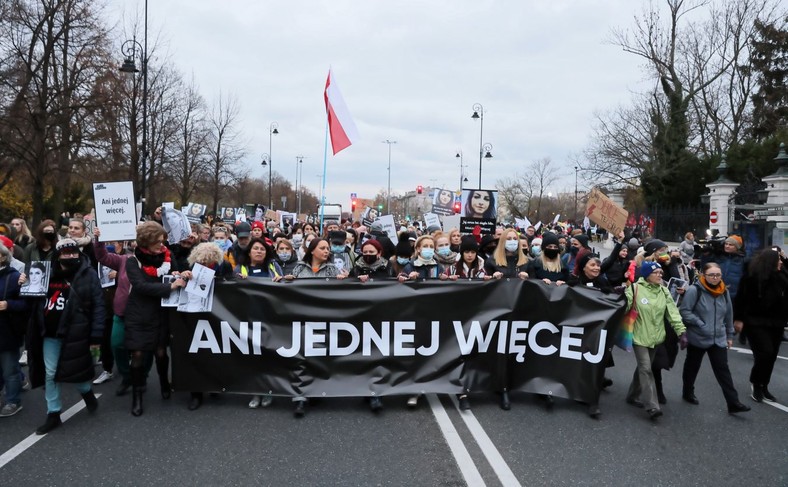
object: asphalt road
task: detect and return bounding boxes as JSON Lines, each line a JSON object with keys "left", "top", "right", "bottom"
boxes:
{"left": 2, "top": 240, "right": 785, "bottom": 486}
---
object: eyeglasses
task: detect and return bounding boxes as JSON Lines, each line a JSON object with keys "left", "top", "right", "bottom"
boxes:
{"left": 705, "top": 273, "right": 722, "bottom": 278}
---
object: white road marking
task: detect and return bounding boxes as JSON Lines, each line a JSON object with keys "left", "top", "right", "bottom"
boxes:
{"left": 426, "top": 393, "right": 486, "bottom": 487}
{"left": 763, "top": 400, "right": 788, "bottom": 413}
{"left": 729, "top": 346, "right": 787, "bottom": 361}
{"left": 0, "top": 394, "right": 101, "bottom": 470}
{"left": 449, "top": 395, "right": 522, "bottom": 487}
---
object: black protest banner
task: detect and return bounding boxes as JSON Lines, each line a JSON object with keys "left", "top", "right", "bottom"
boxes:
{"left": 170, "top": 279, "right": 626, "bottom": 405}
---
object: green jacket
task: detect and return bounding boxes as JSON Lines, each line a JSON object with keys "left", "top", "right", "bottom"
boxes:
{"left": 625, "top": 278, "right": 686, "bottom": 348}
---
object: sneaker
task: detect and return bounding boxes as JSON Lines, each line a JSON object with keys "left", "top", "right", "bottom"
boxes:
{"left": 21, "top": 377, "right": 31, "bottom": 391}
{"left": 458, "top": 395, "right": 471, "bottom": 411}
{"left": 18, "top": 350, "right": 27, "bottom": 366}
{"left": 93, "top": 371, "right": 113, "bottom": 385}
{"left": 248, "top": 395, "right": 261, "bottom": 409}
{"left": 648, "top": 408, "right": 663, "bottom": 420}
{"left": 260, "top": 395, "right": 273, "bottom": 408}
{"left": 751, "top": 384, "right": 764, "bottom": 403}
{"left": 407, "top": 395, "right": 419, "bottom": 408}
{"left": 0, "top": 403, "right": 22, "bottom": 417}
{"left": 762, "top": 388, "right": 777, "bottom": 402}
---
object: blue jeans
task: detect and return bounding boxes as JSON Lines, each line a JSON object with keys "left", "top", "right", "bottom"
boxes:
{"left": 0, "top": 348, "right": 22, "bottom": 405}
{"left": 43, "top": 338, "right": 91, "bottom": 414}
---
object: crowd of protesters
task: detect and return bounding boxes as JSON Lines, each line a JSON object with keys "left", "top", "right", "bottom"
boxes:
{"left": 0, "top": 209, "right": 785, "bottom": 432}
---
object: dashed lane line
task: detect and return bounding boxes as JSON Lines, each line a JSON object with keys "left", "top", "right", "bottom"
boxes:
{"left": 0, "top": 394, "right": 101, "bottom": 470}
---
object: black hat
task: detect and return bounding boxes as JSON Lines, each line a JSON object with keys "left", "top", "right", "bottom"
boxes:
{"left": 459, "top": 236, "right": 479, "bottom": 253}
{"left": 574, "top": 234, "right": 589, "bottom": 248}
{"left": 479, "top": 234, "right": 497, "bottom": 251}
{"left": 55, "top": 238, "right": 79, "bottom": 257}
{"left": 643, "top": 239, "right": 667, "bottom": 257}
{"left": 328, "top": 230, "right": 346, "bottom": 244}
{"left": 395, "top": 238, "right": 412, "bottom": 258}
{"left": 576, "top": 252, "right": 594, "bottom": 273}
{"left": 541, "top": 232, "right": 559, "bottom": 248}
{"left": 235, "top": 221, "right": 251, "bottom": 238}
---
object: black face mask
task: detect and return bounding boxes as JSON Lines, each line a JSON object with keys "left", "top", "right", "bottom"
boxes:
{"left": 543, "top": 248, "right": 560, "bottom": 259}
{"left": 362, "top": 254, "right": 378, "bottom": 265}
{"left": 60, "top": 257, "right": 80, "bottom": 272}
{"left": 671, "top": 257, "right": 682, "bottom": 264}
{"left": 570, "top": 246, "right": 580, "bottom": 256}
{"left": 43, "top": 232, "right": 57, "bottom": 242}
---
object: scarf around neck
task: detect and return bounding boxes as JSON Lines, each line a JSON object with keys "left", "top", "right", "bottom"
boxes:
{"left": 699, "top": 275, "right": 726, "bottom": 297}
{"left": 135, "top": 246, "right": 172, "bottom": 277}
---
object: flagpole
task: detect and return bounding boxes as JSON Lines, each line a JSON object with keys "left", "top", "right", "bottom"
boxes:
{"left": 320, "top": 117, "right": 329, "bottom": 233}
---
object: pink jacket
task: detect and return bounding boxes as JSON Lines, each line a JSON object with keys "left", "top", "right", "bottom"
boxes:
{"left": 93, "top": 239, "right": 132, "bottom": 317}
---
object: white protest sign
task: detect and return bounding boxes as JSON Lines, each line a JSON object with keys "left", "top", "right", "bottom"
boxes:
{"left": 93, "top": 181, "right": 137, "bottom": 242}
{"left": 441, "top": 215, "right": 461, "bottom": 232}
{"left": 424, "top": 213, "right": 442, "bottom": 231}
{"left": 162, "top": 207, "right": 191, "bottom": 244}
{"left": 552, "top": 214, "right": 561, "bottom": 224}
{"left": 376, "top": 215, "right": 398, "bottom": 245}
{"left": 184, "top": 263, "right": 216, "bottom": 298}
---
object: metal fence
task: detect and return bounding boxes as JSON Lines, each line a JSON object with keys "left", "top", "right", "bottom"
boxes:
{"left": 647, "top": 204, "right": 709, "bottom": 242}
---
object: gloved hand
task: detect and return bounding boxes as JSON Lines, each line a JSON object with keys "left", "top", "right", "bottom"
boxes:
{"left": 679, "top": 332, "right": 688, "bottom": 350}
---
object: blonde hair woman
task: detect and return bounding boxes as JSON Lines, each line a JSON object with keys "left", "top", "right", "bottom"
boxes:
{"left": 484, "top": 228, "right": 529, "bottom": 280}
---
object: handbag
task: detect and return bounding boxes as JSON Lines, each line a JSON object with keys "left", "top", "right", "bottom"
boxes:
{"left": 615, "top": 283, "right": 638, "bottom": 352}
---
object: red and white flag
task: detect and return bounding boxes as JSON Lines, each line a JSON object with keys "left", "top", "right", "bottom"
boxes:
{"left": 324, "top": 69, "right": 359, "bottom": 155}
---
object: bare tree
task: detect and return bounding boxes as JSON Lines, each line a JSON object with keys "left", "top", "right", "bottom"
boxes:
{"left": 206, "top": 91, "right": 246, "bottom": 215}
{"left": 495, "top": 158, "right": 559, "bottom": 222}
{"left": 168, "top": 74, "right": 208, "bottom": 207}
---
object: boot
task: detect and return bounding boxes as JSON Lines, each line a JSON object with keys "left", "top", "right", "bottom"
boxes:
{"left": 156, "top": 354, "right": 171, "bottom": 399}
{"left": 750, "top": 384, "right": 764, "bottom": 403}
{"left": 682, "top": 387, "right": 699, "bottom": 405}
{"left": 36, "top": 412, "right": 62, "bottom": 435}
{"left": 81, "top": 389, "right": 99, "bottom": 413}
{"left": 131, "top": 366, "right": 144, "bottom": 416}
{"left": 499, "top": 390, "right": 510, "bottom": 411}
{"left": 131, "top": 388, "right": 143, "bottom": 417}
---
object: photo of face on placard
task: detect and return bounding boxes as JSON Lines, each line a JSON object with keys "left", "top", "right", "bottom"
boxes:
{"left": 186, "top": 202, "right": 206, "bottom": 223}
{"left": 431, "top": 188, "right": 456, "bottom": 216}
{"left": 98, "top": 263, "right": 116, "bottom": 288}
{"left": 221, "top": 207, "right": 236, "bottom": 224}
{"left": 461, "top": 189, "right": 497, "bottom": 219}
{"left": 361, "top": 207, "right": 379, "bottom": 226}
{"left": 20, "top": 261, "right": 51, "bottom": 297}
{"left": 253, "top": 205, "right": 266, "bottom": 222}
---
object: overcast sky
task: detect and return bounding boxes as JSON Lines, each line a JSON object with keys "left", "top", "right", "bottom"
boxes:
{"left": 107, "top": 0, "right": 653, "bottom": 211}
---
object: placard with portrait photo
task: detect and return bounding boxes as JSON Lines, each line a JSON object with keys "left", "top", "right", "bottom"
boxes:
{"left": 20, "top": 261, "right": 51, "bottom": 297}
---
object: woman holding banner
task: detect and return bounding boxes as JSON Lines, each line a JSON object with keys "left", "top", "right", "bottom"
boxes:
{"left": 484, "top": 229, "right": 529, "bottom": 281}
{"left": 125, "top": 222, "right": 187, "bottom": 417}
{"left": 526, "top": 232, "right": 569, "bottom": 286}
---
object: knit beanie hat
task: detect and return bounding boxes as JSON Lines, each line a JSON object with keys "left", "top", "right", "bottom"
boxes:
{"left": 643, "top": 239, "right": 667, "bottom": 257}
{"left": 725, "top": 235, "right": 743, "bottom": 250}
{"left": 361, "top": 239, "right": 384, "bottom": 255}
{"left": 55, "top": 238, "right": 79, "bottom": 257}
{"left": 395, "top": 238, "right": 413, "bottom": 258}
{"left": 459, "top": 236, "right": 479, "bottom": 253}
{"left": 541, "top": 232, "right": 559, "bottom": 248}
{"left": 641, "top": 261, "right": 661, "bottom": 279}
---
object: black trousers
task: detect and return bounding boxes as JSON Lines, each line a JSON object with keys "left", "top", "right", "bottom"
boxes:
{"left": 682, "top": 344, "right": 739, "bottom": 405}
{"left": 746, "top": 326, "right": 784, "bottom": 386}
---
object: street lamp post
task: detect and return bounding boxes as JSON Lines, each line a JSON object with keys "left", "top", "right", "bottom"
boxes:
{"left": 471, "top": 104, "right": 493, "bottom": 188}
{"left": 295, "top": 156, "right": 304, "bottom": 215}
{"left": 119, "top": 0, "right": 148, "bottom": 218}
{"left": 574, "top": 166, "right": 579, "bottom": 223}
{"left": 267, "top": 122, "right": 279, "bottom": 209}
{"left": 382, "top": 140, "right": 397, "bottom": 214}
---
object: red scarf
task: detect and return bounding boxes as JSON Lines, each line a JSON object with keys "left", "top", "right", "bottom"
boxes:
{"left": 137, "top": 246, "right": 171, "bottom": 277}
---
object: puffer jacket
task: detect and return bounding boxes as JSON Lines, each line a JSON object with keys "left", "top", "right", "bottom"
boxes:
{"left": 27, "top": 259, "right": 105, "bottom": 387}
{"left": 0, "top": 266, "right": 27, "bottom": 351}
{"left": 625, "top": 278, "right": 685, "bottom": 348}
{"left": 291, "top": 261, "right": 340, "bottom": 278}
{"left": 679, "top": 283, "right": 733, "bottom": 348}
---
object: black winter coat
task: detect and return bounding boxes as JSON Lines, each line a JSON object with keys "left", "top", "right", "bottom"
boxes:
{"left": 27, "top": 260, "right": 105, "bottom": 387}
{"left": 0, "top": 266, "right": 27, "bottom": 352}
{"left": 124, "top": 256, "right": 173, "bottom": 351}
{"left": 485, "top": 253, "right": 528, "bottom": 278}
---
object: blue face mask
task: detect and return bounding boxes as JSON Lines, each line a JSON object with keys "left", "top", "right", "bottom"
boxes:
{"left": 277, "top": 252, "right": 291, "bottom": 261}
{"left": 531, "top": 246, "right": 541, "bottom": 257}
{"left": 331, "top": 245, "right": 345, "bottom": 253}
{"left": 436, "top": 247, "right": 451, "bottom": 257}
{"left": 397, "top": 257, "right": 410, "bottom": 265}
{"left": 420, "top": 248, "right": 435, "bottom": 260}
{"left": 505, "top": 240, "right": 519, "bottom": 252}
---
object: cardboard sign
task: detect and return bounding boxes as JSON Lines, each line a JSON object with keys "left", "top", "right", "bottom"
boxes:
{"left": 423, "top": 213, "right": 442, "bottom": 231}
{"left": 586, "top": 188, "right": 628, "bottom": 236}
{"left": 92, "top": 181, "right": 137, "bottom": 242}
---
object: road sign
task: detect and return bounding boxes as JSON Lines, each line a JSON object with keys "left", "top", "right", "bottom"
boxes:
{"left": 710, "top": 211, "right": 718, "bottom": 223}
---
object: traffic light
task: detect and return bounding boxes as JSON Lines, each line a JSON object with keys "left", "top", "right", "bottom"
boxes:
{"left": 454, "top": 201, "right": 461, "bottom": 214}
{"left": 378, "top": 204, "right": 383, "bottom": 211}
{"left": 351, "top": 199, "right": 357, "bottom": 212}
{"left": 417, "top": 185, "right": 423, "bottom": 195}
